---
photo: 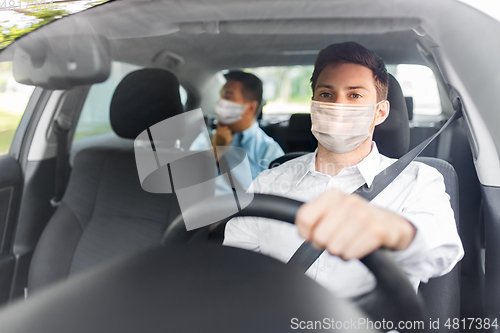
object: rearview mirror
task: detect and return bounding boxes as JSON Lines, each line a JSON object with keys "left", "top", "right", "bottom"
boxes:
{"left": 12, "top": 31, "right": 110, "bottom": 90}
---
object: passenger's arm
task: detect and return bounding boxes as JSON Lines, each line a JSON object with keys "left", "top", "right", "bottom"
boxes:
{"left": 212, "top": 124, "right": 233, "bottom": 163}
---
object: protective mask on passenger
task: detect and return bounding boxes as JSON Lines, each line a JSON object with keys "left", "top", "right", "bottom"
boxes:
{"left": 310, "top": 100, "right": 384, "bottom": 154}
{"left": 215, "top": 99, "right": 246, "bottom": 125}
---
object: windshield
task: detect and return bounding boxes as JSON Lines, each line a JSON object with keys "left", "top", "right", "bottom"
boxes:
{"left": 0, "top": 0, "right": 498, "bottom": 331}
{"left": 457, "top": 0, "right": 500, "bottom": 21}
{"left": 0, "top": 0, "right": 111, "bottom": 50}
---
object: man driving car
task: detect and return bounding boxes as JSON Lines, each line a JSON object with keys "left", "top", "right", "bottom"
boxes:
{"left": 223, "top": 42, "right": 464, "bottom": 298}
{"left": 190, "top": 70, "right": 284, "bottom": 194}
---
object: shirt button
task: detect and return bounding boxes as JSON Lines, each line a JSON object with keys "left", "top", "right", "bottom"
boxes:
{"left": 320, "top": 266, "right": 326, "bottom": 272}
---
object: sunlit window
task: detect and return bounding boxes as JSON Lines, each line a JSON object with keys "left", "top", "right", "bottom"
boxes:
{"left": 387, "top": 64, "right": 441, "bottom": 116}
{"left": 75, "top": 62, "right": 188, "bottom": 140}
{"left": 0, "top": 61, "right": 34, "bottom": 155}
{"left": 245, "top": 64, "right": 441, "bottom": 117}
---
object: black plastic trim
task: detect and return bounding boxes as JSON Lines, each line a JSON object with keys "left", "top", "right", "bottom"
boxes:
{"left": 481, "top": 185, "right": 500, "bottom": 322}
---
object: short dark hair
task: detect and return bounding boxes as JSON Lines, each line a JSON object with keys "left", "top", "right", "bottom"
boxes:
{"left": 224, "top": 70, "right": 263, "bottom": 105}
{"left": 310, "top": 42, "right": 389, "bottom": 102}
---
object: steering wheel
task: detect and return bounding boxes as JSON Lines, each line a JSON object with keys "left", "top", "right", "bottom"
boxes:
{"left": 0, "top": 193, "right": 426, "bottom": 333}
{"left": 163, "top": 193, "right": 427, "bottom": 331}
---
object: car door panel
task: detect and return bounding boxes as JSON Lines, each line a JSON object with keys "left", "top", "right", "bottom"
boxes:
{"left": 0, "top": 155, "right": 23, "bottom": 305}
{"left": 9, "top": 159, "right": 58, "bottom": 300}
{"left": 481, "top": 185, "right": 500, "bottom": 322}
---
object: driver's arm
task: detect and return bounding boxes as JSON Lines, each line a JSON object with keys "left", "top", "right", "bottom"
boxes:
{"left": 296, "top": 163, "right": 464, "bottom": 282}
{"left": 296, "top": 189, "right": 416, "bottom": 260}
{"left": 223, "top": 179, "right": 262, "bottom": 252}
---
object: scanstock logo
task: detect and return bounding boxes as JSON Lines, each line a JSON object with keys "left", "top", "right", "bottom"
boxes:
{"left": 133, "top": 108, "right": 254, "bottom": 231}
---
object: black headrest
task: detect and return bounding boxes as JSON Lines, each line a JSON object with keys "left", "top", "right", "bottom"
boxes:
{"left": 110, "top": 68, "right": 184, "bottom": 139}
{"left": 289, "top": 113, "right": 311, "bottom": 130}
{"left": 373, "top": 74, "right": 410, "bottom": 158}
{"left": 405, "top": 96, "right": 414, "bottom": 121}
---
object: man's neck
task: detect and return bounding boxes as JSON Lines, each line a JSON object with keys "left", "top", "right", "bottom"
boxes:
{"left": 315, "top": 139, "right": 373, "bottom": 177}
{"left": 230, "top": 119, "right": 255, "bottom": 133}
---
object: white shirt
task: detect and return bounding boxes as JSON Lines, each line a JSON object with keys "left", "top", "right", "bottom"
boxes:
{"left": 223, "top": 142, "right": 464, "bottom": 298}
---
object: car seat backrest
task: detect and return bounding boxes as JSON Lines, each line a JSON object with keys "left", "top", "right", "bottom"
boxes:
{"left": 405, "top": 96, "right": 414, "bottom": 121}
{"left": 285, "top": 114, "right": 317, "bottom": 152}
{"left": 28, "top": 68, "right": 185, "bottom": 292}
{"left": 414, "top": 157, "right": 460, "bottom": 332}
{"left": 372, "top": 74, "right": 410, "bottom": 158}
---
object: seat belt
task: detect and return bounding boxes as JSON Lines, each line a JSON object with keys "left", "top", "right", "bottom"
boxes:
{"left": 50, "top": 113, "right": 72, "bottom": 208}
{"left": 49, "top": 87, "right": 89, "bottom": 208}
{"left": 287, "top": 97, "right": 463, "bottom": 273}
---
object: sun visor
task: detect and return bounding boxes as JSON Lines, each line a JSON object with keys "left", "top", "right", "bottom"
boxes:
{"left": 12, "top": 31, "right": 110, "bottom": 90}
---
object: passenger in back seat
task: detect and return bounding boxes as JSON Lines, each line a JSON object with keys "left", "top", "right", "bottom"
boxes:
{"left": 190, "top": 70, "right": 284, "bottom": 194}
{"left": 224, "top": 42, "right": 463, "bottom": 298}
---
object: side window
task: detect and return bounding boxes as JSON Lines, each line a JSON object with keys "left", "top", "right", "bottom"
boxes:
{"left": 246, "top": 66, "right": 313, "bottom": 117}
{"left": 245, "top": 64, "right": 441, "bottom": 118}
{"left": 0, "top": 61, "right": 35, "bottom": 156}
{"left": 74, "top": 63, "right": 188, "bottom": 141}
{"left": 386, "top": 64, "right": 441, "bottom": 116}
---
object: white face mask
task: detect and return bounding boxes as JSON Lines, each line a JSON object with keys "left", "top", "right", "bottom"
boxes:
{"left": 310, "top": 100, "right": 384, "bottom": 154}
{"left": 215, "top": 99, "right": 246, "bottom": 125}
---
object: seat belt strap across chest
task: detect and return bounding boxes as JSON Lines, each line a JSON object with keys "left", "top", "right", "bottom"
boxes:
{"left": 287, "top": 106, "right": 463, "bottom": 273}
{"left": 50, "top": 114, "right": 72, "bottom": 208}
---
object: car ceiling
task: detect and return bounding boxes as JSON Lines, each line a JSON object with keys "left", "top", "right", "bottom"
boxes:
{"left": 5, "top": 0, "right": 436, "bottom": 79}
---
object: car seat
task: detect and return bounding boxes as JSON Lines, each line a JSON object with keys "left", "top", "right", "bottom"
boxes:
{"left": 268, "top": 74, "right": 460, "bottom": 332}
{"left": 284, "top": 113, "right": 317, "bottom": 152}
{"left": 28, "top": 68, "right": 187, "bottom": 292}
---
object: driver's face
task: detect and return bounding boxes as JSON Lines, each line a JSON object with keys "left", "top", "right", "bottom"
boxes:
{"left": 313, "top": 62, "right": 378, "bottom": 105}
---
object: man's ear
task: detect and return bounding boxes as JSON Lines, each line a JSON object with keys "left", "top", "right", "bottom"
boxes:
{"left": 245, "top": 100, "right": 258, "bottom": 117}
{"left": 374, "top": 100, "right": 390, "bottom": 126}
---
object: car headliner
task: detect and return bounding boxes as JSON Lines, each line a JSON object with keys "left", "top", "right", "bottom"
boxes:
{"left": 2, "top": 0, "right": 500, "bottom": 186}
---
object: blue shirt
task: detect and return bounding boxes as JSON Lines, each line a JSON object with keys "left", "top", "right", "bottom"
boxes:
{"left": 190, "top": 121, "right": 284, "bottom": 194}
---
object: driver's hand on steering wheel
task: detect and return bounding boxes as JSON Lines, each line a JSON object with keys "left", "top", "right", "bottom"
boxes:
{"left": 295, "top": 190, "right": 417, "bottom": 261}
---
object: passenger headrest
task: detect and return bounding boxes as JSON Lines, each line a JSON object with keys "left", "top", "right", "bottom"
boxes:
{"left": 405, "top": 96, "right": 414, "bottom": 121}
{"left": 373, "top": 74, "right": 410, "bottom": 158}
{"left": 110, "top": 68, "right": 184, "bottom": 139}
{"left": 289, "top": 113, "right": 311, "bottom": 129}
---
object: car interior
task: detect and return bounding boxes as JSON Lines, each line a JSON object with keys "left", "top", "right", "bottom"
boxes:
{"left": 0, "top": 0, "right": 498, "bottom": 331}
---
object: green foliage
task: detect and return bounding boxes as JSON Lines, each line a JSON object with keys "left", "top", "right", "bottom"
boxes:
{"left": 0, "top": 8, "right": 69, "bottom": 49}
{"left": 0, "top": 109, "right": 22, "bottom": 155}
{"left": 0, "top": 0, "right": 111, "bottom": 50}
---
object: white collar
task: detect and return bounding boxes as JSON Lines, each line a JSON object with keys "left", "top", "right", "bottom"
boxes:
{"left": 295, "top": 142, "right": 382, "bottom": 188}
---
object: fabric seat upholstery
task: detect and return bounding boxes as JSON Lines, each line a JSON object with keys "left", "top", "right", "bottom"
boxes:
{"left": 28, "top": 68, "right": 184, "bottom": 292}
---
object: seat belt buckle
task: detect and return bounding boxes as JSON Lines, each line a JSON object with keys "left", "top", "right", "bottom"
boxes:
{"left": 50, "top": 198, "right": 61, "bottom": 208}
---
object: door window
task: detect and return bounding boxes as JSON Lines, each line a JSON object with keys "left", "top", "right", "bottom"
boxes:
{"left": 0, "top": 61, "right": 35, "bottom": 156}
{"left": 74, "top": 62, "right": 188, "bottom": 141}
